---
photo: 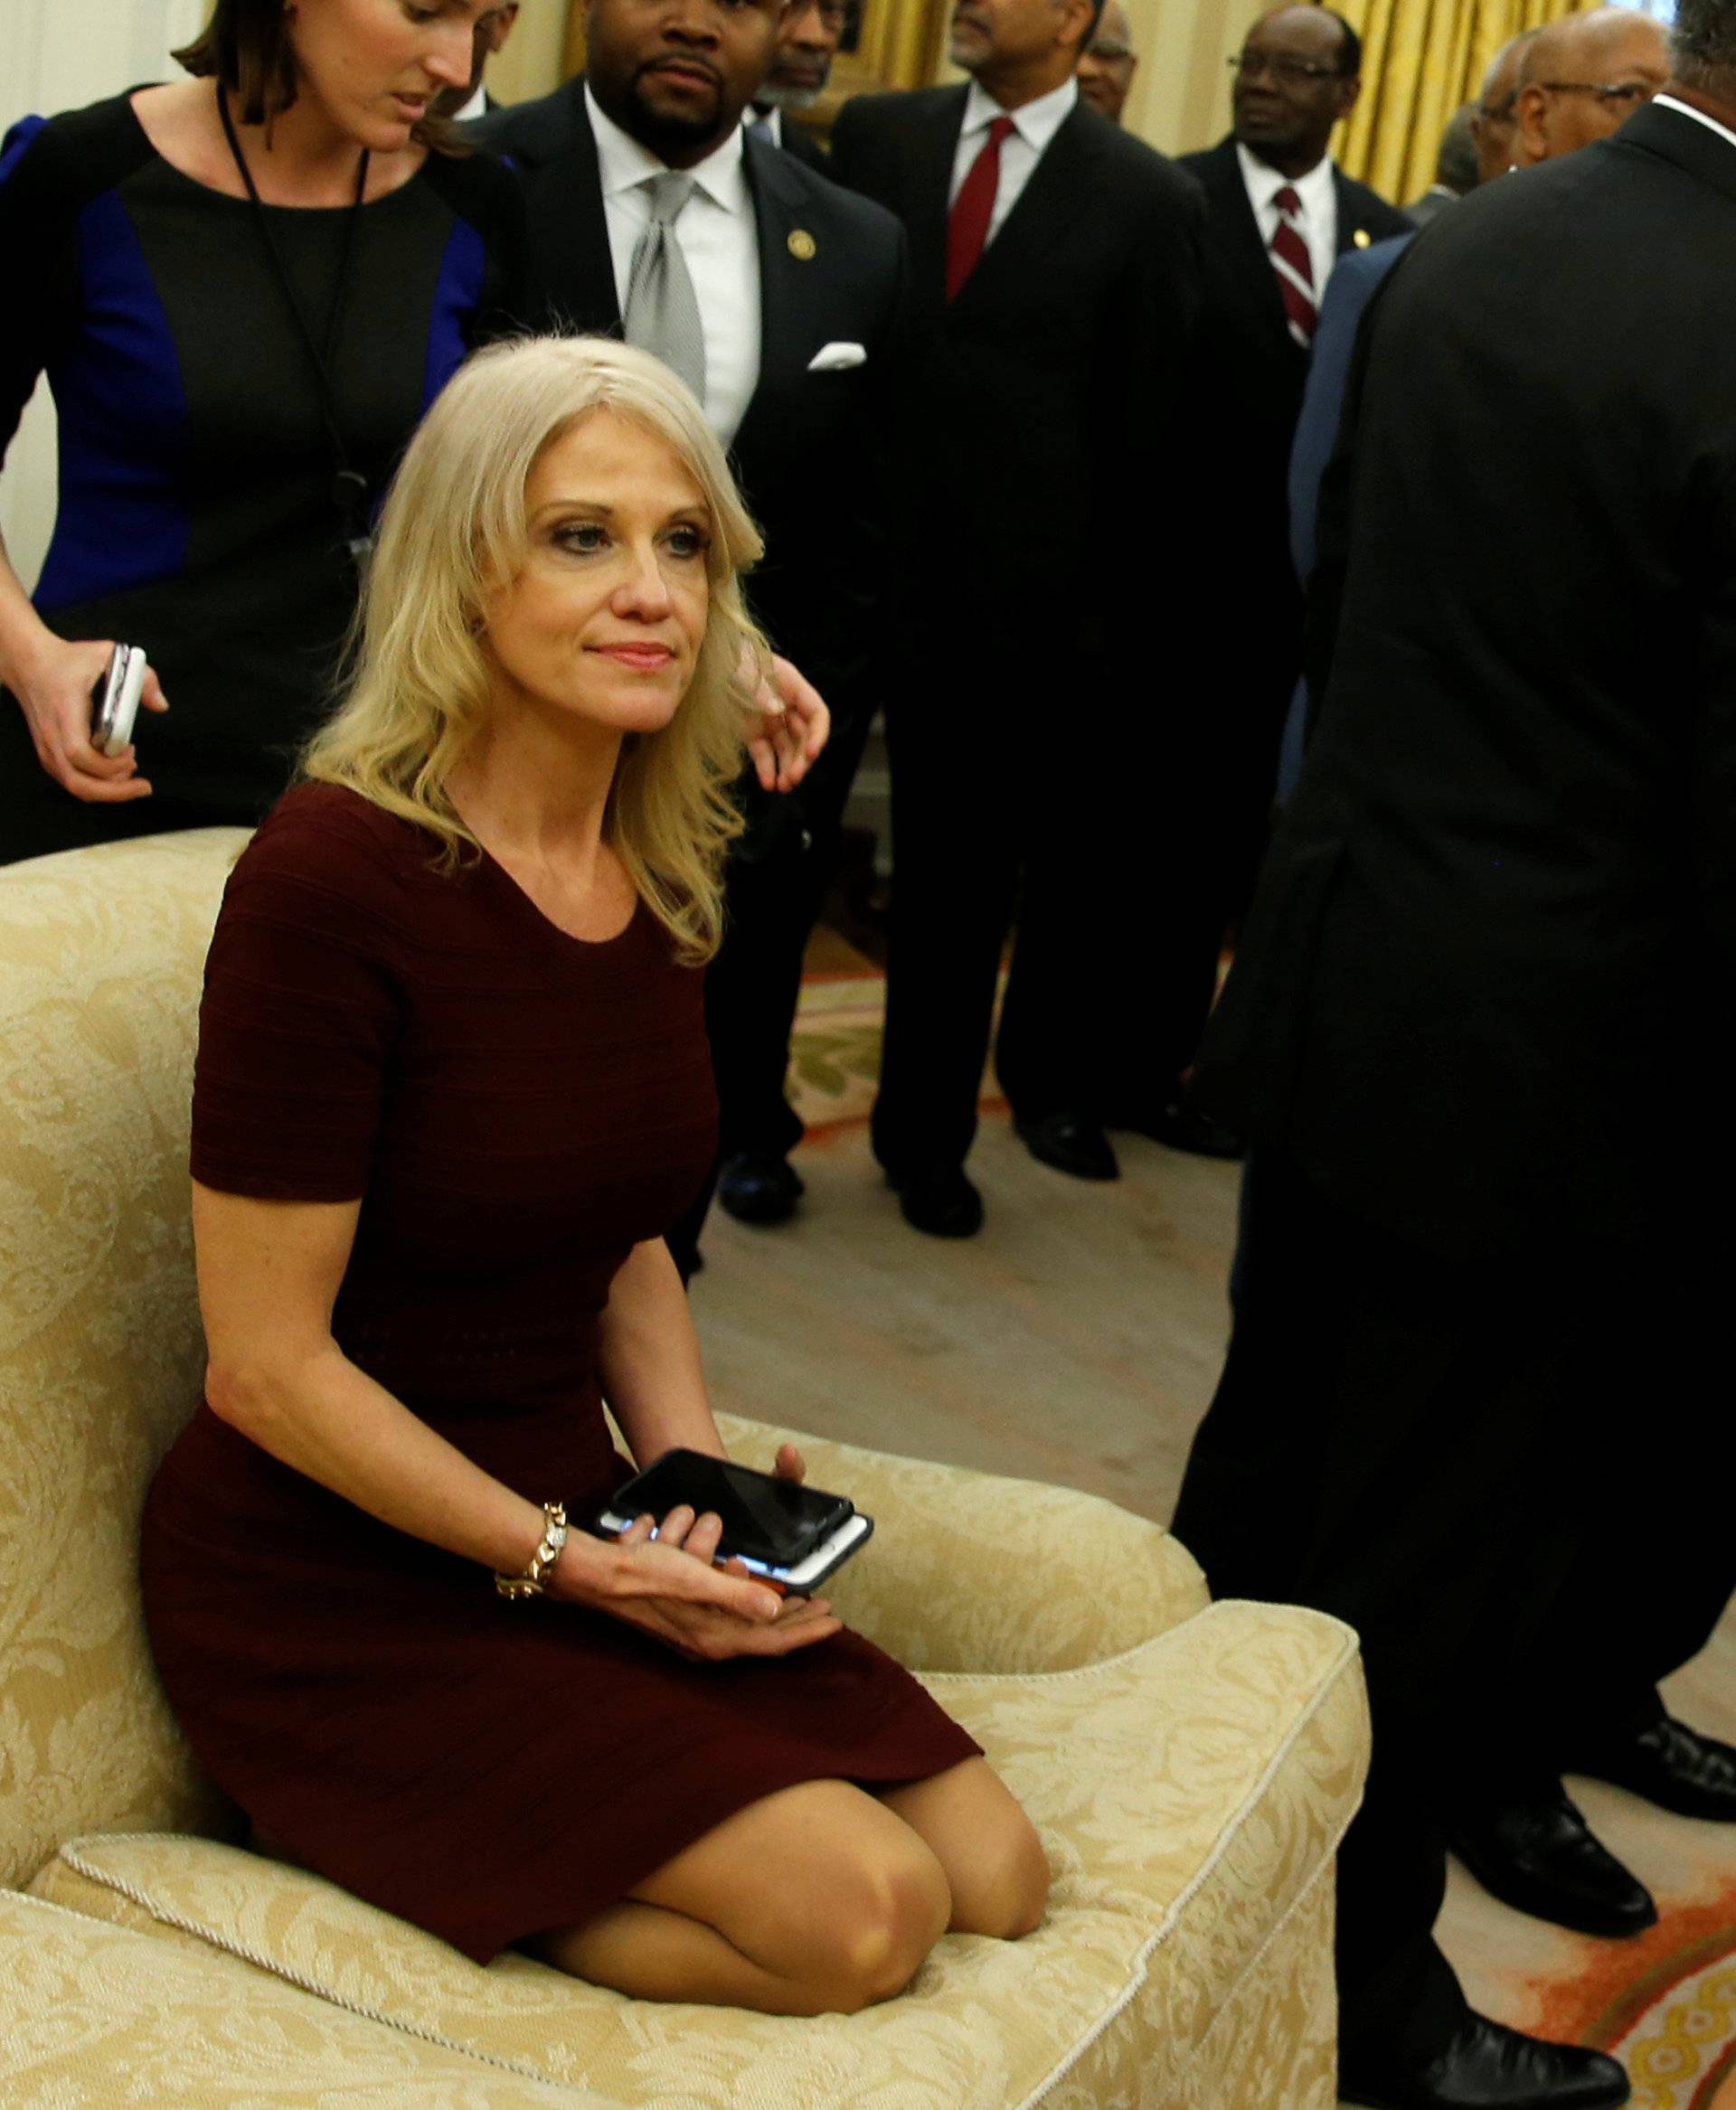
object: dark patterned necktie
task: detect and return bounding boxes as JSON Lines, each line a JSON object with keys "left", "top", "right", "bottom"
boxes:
{"left": 946, "top": 115, "right": 1015, "bottom": 303}
{"left": 1269, "top": 184, "right": 1318, "bottom": 349}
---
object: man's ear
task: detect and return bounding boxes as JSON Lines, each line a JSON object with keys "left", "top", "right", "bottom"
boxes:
{"left": 1058, "top": 0, "right": 1097, "bottom": 56}
{"left": 1514, "top": 83, "right": 1548, "bottom": 166}
{"left": 1333, "top": 71, "right": 1363, "bottom": 123}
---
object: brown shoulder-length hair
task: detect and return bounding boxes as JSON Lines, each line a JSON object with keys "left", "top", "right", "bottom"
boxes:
{"left": 175, "top": 0, "right": 461, "bottom": 150}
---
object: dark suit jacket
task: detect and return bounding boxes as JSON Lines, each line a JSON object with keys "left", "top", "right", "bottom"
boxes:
{"left": 471, "top": 81, "right": 908, "bottom": 703}
{"left": 767, "top": 116, "right": 828, "bottom": 170}
{"left": 1195, "top": 103, "right": 1736, "bottom": 1261}
{"left": 829, "top": 85, "right": 1202, "bottom": 638}
{"left": 1178, "top": 138, "right": 1410, "bottom": 709}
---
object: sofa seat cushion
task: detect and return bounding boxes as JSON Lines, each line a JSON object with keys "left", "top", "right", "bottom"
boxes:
{"left": 30, "top": 1604, "right": 1363, "bottom": 2110}
{"left": 0, "top": 1889, "right": 601, "bottom": 2107}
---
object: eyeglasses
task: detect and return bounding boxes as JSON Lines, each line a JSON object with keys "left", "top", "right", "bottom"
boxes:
{"left": 1090, "top": 40, "right": 1133, "bottom": 61}
{"left": 1532, "top": 78, "right": 1660, "bottom": 108}
{"left": 1477, "top": 89, "right": 1519, "bottom": 121}
{"left": 1229, "top": 52, "right": 1345, "bottom": 86}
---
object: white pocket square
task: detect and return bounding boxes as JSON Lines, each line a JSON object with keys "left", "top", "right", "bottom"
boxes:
{"left": 807, "top": 342, "right": 868, "bottom": 372}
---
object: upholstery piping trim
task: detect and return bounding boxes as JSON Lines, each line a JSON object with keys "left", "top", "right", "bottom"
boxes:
{"left": 50, "top": 1602, "right": 1363, "bottom": 2110}
{"left": 1009, "top": 1615, "right": 1364, "bottom": 2110}
{"left": 48, "top": 1843, "right": 599, "bottom": 2101}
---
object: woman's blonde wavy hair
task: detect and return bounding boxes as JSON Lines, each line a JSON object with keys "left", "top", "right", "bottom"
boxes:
{"left": 301, "top": 335, "right": 766, "bottom": 965}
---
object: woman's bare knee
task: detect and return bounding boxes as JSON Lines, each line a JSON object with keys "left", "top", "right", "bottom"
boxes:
{"left": 952, "top": 1807, "right": 1050, "bottom": 1939}
{"left": 781, "top": 1831, "right": 953, "bottom": 2012}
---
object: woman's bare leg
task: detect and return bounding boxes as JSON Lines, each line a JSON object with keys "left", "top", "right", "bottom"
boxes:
{"left": 879, "top": 1758, "right": 1050, "bottom": 1937}
{"left": 534, "top": 1778, "right": 951, "bottom": 2015}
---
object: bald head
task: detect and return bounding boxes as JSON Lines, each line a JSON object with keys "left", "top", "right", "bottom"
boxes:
{"left": 1077, "top": 0, "right": 1137, "bottom": 122}
{"left": 1514, "top": 8, "right": 1670, "bottom": 165}
{"left": 1468, "top": 31, "right": 1534, "bottom": 184}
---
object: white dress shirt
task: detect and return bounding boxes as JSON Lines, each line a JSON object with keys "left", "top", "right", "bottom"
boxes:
{"left": 1236, "top": 142, "right": 1337, "bottom": 299}
{"left": 587, "top": 83, "right": 762, "bottom": 447}
{"left": 746, "top": 105, "right": 784, "bottom": 146}
{"left": 949, "top": 76, "right": 1079, "bottom": 249}
{"left": 1651, "top": 92, "right": 1736, "bottom": 155}
{"left": 450, "top": 81, "right": 489, "bottom": 124}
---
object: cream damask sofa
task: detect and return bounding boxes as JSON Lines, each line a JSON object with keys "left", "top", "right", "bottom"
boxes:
{"left": 0, "top": 830, "right": 1370, "bottom": 2109}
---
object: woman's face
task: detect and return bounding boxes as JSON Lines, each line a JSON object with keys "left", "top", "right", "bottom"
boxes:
{"left": 286, "top": 0, "right": 486, "bottom": 148}
{"left": 478, "top": 410, "right": 713, "bottom": 746}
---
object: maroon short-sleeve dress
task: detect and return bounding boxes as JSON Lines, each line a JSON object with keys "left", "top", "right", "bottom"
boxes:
{"left": 140, "top": 782, "right": 978, "bottom": 1964}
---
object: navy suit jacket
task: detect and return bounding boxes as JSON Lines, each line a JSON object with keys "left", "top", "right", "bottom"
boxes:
{"left": 1275, "top": 233, "right": 1410, "bottom": 797}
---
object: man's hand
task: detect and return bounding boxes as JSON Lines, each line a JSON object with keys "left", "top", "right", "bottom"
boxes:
{"left": 745, "top": 653, "right": 830, "bottom": 794}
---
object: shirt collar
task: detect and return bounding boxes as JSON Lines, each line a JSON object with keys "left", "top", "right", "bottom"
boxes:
{"left": 1236, "top": 139, "right": 1335, "bottom": 216}
{"left": 1652, "top": 92, "right": 1736, "bottom": 155}
{"left": 586, "top": 80, "right": 750, "bottom": 213}
{"left": 746, "top": 103, "right": 783, "bottom": 146}
{"left": 961, "top": 74, "right": 1079, "bottom": 155}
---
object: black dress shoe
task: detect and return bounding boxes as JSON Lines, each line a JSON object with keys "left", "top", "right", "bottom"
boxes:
{"left": 1447, "top": 1791, "right": 1656, "bottom": 1938}
{"left": 1572, "top": 1716, "right": 1736, "bottom": 1823}
{"left": 1341, "top": 2012, "right": 1629, "bottom": 2110}
{"left": 1013, "top": 1110, "right": 1119, "bottom": 1181}
{"left": 716, "top": 1151, "right": 805, "bottom": 1227}
{"left": 886, "top": 1165, "right": 984, "bottom": 1238}
{"left": 1105, "top": 1095, "right": 1245, "bottom": 1160}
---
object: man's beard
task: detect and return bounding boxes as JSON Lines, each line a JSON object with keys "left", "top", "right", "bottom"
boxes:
{"left": 756, "top": 75, "right": 826, "bottom": 110}
{"left": 623, "top": 71, "right": 726, "bottom": 159}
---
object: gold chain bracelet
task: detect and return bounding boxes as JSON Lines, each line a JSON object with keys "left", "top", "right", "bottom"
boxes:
{"left": 495, "top": 1502, "right": 569, "bottom": 1599}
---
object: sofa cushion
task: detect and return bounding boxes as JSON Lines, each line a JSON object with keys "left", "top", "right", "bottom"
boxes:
{"left": 0, "top": 1889, "right": 605, "bottom": 2107}
{"left": 31, "top": 1605, "right": 1364, "bottom": 2110}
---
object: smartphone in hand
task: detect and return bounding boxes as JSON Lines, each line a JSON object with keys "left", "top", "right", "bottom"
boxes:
{"left": 594, "top": 1448, "right": 874, "bottom": 1592}
{"left": 90, "top": 645, "right": 146, "bottom": 758}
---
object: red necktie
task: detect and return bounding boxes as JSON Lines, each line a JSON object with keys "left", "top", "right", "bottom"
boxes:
{"left": 947, "top": 116, "right": 1016, "bottom": 302}
{"left": 1269, "top": 184, "right": 1318, "bottom": 349}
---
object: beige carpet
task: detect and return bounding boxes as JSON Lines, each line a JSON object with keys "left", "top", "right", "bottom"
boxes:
{"left": 689, "top": 973, "right": 1736, "bottom": 2100}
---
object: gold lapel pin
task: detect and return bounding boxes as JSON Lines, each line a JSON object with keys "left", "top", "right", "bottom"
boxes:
{"left": 788, "top": 229, "right": 817, "bottom": 261}
{"left": 1354, "top": 228, "right": 1373, "bottom": 250}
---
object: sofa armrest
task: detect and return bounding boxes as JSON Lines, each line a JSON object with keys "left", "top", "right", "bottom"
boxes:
{"left": 715, "top": 1414, "right": 1209, "bottom": 1673}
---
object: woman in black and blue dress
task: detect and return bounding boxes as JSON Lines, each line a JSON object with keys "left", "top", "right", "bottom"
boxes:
{"left": 0, "top": 0, "right": 532, "bottom": 863}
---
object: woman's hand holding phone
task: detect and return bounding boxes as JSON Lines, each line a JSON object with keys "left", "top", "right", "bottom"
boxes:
{"left": 5, "top": 630, "right": 169, "bottom": 802}
{"left": 546, "top": 1446, "right": 842, "bottom": 1663}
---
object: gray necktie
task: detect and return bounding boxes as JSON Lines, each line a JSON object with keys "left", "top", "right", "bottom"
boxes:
{"left": 621, "top": 172, "right": 707, "bottom": 408}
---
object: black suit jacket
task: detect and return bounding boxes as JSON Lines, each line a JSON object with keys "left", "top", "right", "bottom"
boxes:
{"left": 1195, "top": 104, "right": 1736, "bottom": 1261}
{"left": 767, "top": 116, "right": 828, "bottom": 170}
{"left": 471, "top": 82, "right": 908, "bottom": 702}
{"left": 1178, "top": 138, "right": 1410, "bottom": 705}
{"left": 830, "top": 86, "right": 1202, "bottom": 636}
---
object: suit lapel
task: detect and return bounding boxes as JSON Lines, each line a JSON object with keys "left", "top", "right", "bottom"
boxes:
{"left": 537, "top": 83, "right": 624, "bottom": 337}
{"left": 1331, "top": 169, "right": 1374, "bottom": 259}
{"left": 731, "top": 137, "right": 817, "bottom": 463}
{"left": 903, "top": 87, "right": 969, "bottom": 310}
{"left": 952, "top": 103, "right": 1102, "bottom": 311}
{"left": 1198, "top": 135, "right": 1308, "bottom": 359}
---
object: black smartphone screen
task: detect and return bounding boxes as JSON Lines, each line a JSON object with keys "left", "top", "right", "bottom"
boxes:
{"left": 608, "top": 1450, "right": 852, "bottom": 1567}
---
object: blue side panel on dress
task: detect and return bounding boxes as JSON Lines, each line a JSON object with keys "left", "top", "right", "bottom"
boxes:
{"left": 0, "top": 115, "right": 48, "bottom": 184}
{"left": 422, "top": 217, "right": 487, "bottom": 411}
{"left": 34, "top": 189, "right": 191, "bottom": 614}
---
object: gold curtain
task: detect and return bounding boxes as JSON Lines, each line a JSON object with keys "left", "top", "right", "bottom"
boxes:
{"left": 1335, "top": 0, "right": 1595, "bottom": 203}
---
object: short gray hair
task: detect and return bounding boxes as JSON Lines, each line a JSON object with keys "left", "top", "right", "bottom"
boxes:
{"left": 1675, "top": 0, "right": 1736, "bottom": 84}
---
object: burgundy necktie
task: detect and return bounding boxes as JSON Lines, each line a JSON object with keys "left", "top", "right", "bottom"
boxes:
{"left": 947, "top": 116, "right": 1016, "bottom": 302}
{"left": 1269, "top": 184, "right": 1318, "bottom": 349}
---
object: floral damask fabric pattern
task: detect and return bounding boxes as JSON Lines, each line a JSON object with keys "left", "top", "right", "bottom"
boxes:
{"left": 0, "top": 1891, "right": 593, "bottom": 2108}
{"left": 33, "top": 1606, "right": 1366, "bottom": 2110}
{"left": 2, "top": 831, "right": 1371, "bottom": 2107}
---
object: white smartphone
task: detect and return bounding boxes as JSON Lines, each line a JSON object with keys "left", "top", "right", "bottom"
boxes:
{"left": 91, "top": 644, "right": 146, "bottom": 758}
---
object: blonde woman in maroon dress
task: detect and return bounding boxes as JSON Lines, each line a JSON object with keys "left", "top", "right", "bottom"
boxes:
{"left": 141, "top": 334, "right": 1048, "bottom": 2013}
